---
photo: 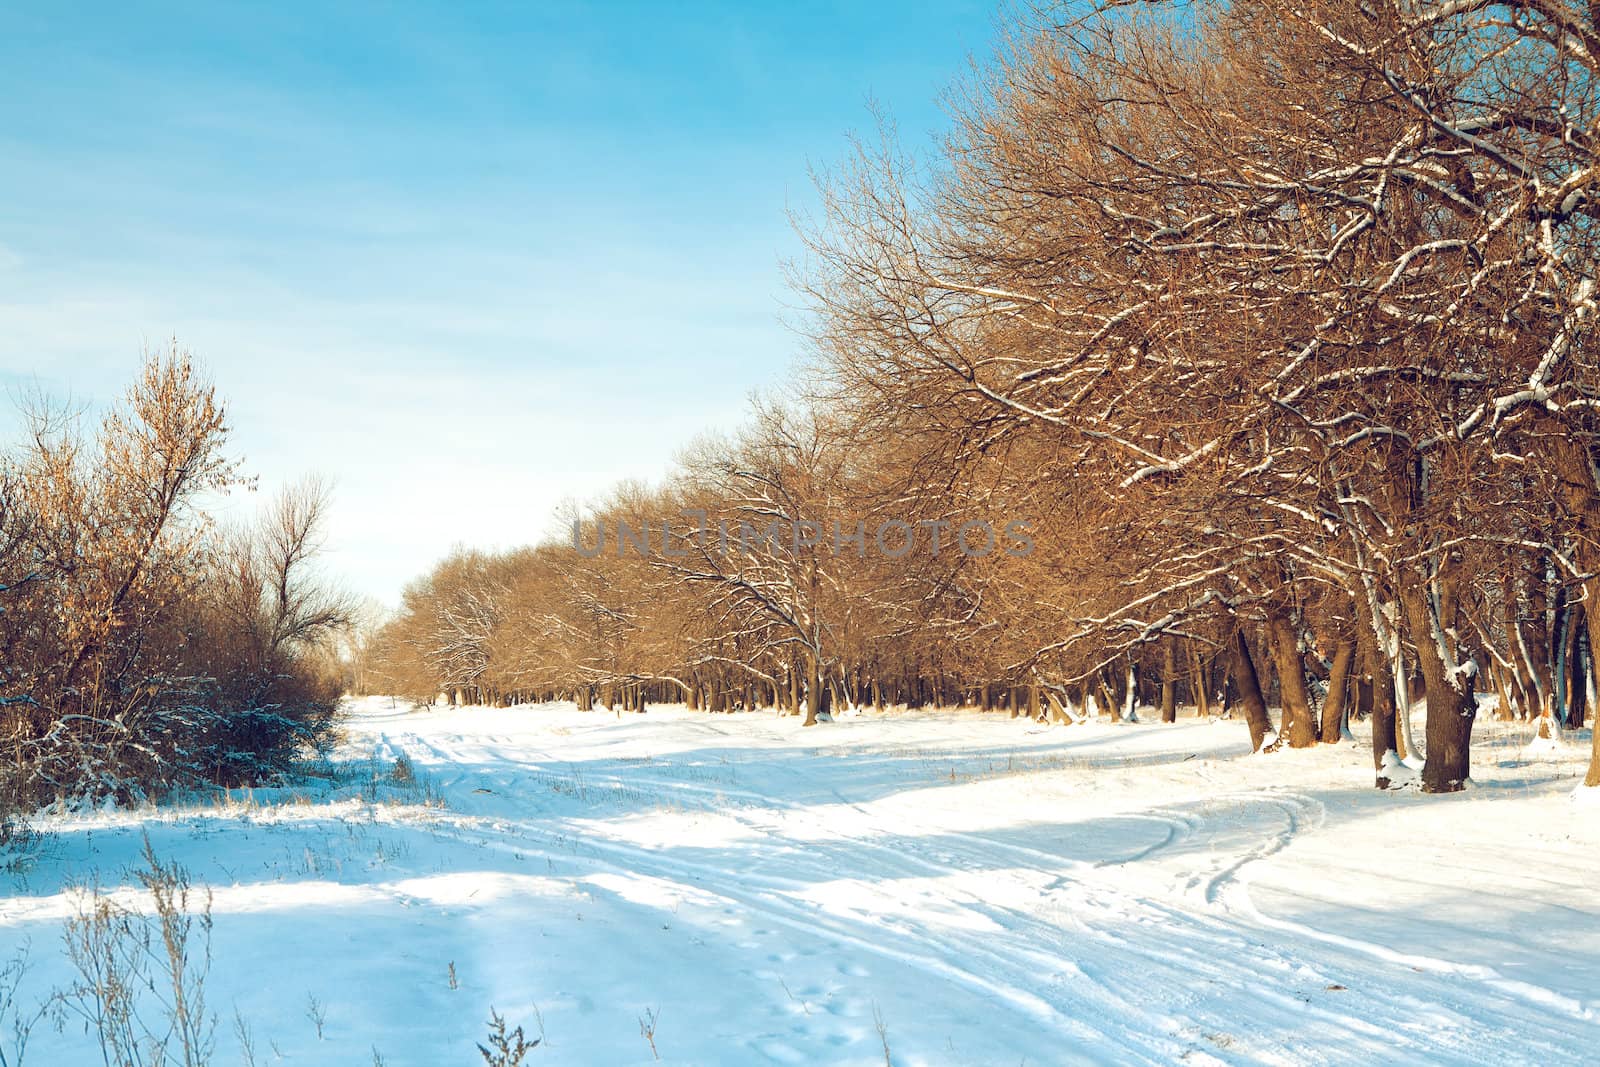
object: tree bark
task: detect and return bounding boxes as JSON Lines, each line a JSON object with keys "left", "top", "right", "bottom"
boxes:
{"left": 1584, "top": 578, "right": 1600, "bottom": 787}
{"left": 1229, "top": 628, "right": 1276, "bottom": 751}
{"left": 803, "top": 649, "right": 821, "bottom": 726}
{"left": 1161, "top": 640, "right": 1178, "bottom": 723}
{"left": 1320, "top": 638, "right": 1355, "bottom": 743}
{"left": 1561, "top": 601, "right": 1584, "bottom": 728}
{"left": 1189, "top": 643, "right": 1211, "bottom": 718}
{"left": 1099, "top": 672, "right": 1120, "bottom": 723}
{"left": 1570, "top": 604, "right": 1589, "bottom": 729}
{"left": 1398, "top": 573, "right": 1477, "bottom": 793}
{"left": 1486, "top": 662, "right": 1515, "bottom": 725}
{"left": 1370, "top": 666, "right": 1399, "bottom": 783}
{"left": 1266, "top": 611, "right": 1318, "bottom": 747}
{"left": 1527, "top": 554, "right": 1556, "bottom": 719}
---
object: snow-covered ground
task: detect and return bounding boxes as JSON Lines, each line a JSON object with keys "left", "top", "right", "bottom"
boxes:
{"left": 2, "top": 698, "right": 1598, "bottom": 1065}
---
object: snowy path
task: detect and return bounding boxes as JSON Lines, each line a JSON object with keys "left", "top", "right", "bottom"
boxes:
{"left": 3, "top": 699, "right": 1598, "bottom": 1065}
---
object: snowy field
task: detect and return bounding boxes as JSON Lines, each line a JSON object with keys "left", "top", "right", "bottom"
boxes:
{"left": 2, "top": 697, "right": 1598, "bottom": 1066}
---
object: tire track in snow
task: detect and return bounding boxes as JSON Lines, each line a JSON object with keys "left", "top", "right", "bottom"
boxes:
{"left": 1198, "top": 790, "right": 1324, "bottom": 906}
{"left": 1159, "top": 785, "right": 1598, "bottom": 1044}
{"left": 372, "top": 738, "right": 1245, "bottom": 1061}
{"left": 354, "top": 715, "right": 1600, "bottom": 1064}
{"left": 367, "top": 731, "right": 1209, "bottom": 1060}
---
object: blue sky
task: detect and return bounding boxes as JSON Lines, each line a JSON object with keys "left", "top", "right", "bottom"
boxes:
{"left": 0, "top": 1, "right": 997, "bottom": 605}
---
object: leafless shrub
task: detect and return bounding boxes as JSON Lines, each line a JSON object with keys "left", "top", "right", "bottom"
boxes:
{"left": 136, "top": 836, "right": 213, "bottom": 1066}
{"left": 232, "top": 1007, "right": 257, "bottom": 1067}
{"left": 477, "top": 1008, "right": 538, "bottom": 1065}
{"left": 61, "top": 882, "right": 148, "bottom": 1066}
{"left": 0, "top": 945, "right": 49, "bottom": 1067}
{"left": 0, "top": 801, "right": 40, "bottom": 876}
{"left": 638, "top": 1006, "right": 660, "bottom": 1061}
{"left": 304, "top": 993, "right": 326, "bottom": 1040}
{"left": 60, "top": 836, "right": 214, "bottom": 1067}
{"left": 390, "top": 753, "right": 416, "bottom": 785}
{"left": 0, "top": 348, "right": 350, "bottom": 808}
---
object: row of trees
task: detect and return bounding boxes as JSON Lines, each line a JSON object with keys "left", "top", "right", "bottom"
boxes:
{"left": 1, "top": 348, "right": 352, "bottom": 808}
{"left": 366, "top": 0, "right": 1600, "bottom": 794}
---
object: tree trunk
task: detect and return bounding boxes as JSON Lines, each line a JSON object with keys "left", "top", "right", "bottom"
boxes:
{"left": 1538, "top": 581, "right": 1572, "bottom": 738}
{"left": 1546, "top": 441, "right": 1600, "bottom": 785}
{"left": 1361, "top": 622, "right": 1399, "bottom": 776}
{"left": 1561, "top": 601, "right": 1584, "bottom": 728}
{"left": 1266, "top": 611, "right": 1318, "bottom": 747}
{"left": 803, "top": 649, "right": 821, "bottom": 726}
{"left": 1584, "top": 578, "right": 1600, "bottom": 787}
{"left": 1527, "top": 553, "right": 1556, "bottom": 719}
{"left": 1320, "top": 638, "right": 1355, "bottom": 743}
{"left": 1229, "top": 628, "right": 1276, "bottom": 751}
{"left": 1189, "top": 644, "right": 1211, "bottom": 718}
{"left": 1486, "top": 661, "right": 1517, "bottom": 721}
{"left": 1571, "top": 604, "right": 1590, "bottom": 729}
{"left": 1398, "top": 573, "right": 1477, "bottom": 793}
{"left": 1161, "top": 640, "right": 1178, "bottom": 723}
{"left": 1099, "top": 672, "right": 1120, "bottom": 723}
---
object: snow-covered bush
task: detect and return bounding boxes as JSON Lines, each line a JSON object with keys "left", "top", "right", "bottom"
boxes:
{"left": 0, "top": 799, "right": 36, "bottom": 873}
{"left": 0, "top": 348, "right": 349, "bottom": 809}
